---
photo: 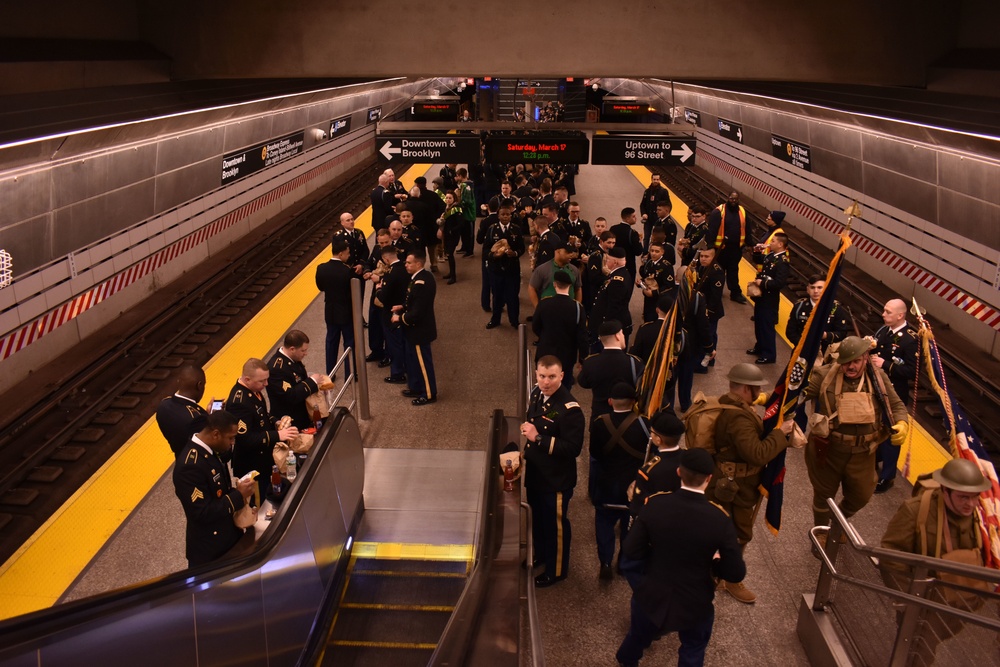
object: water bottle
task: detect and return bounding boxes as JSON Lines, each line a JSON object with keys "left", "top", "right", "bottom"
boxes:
{"left": 286, "top": 450, "right": 297, "bottom": 481}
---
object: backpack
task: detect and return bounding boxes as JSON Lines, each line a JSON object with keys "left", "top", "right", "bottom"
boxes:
{"left": 682, "top": 391, "right": 743, "bottom": 454}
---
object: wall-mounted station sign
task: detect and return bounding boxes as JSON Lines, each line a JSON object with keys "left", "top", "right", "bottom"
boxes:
{"left": 329, "top": 115, "right": 352, "bottom": 138}
{"left": 376, "top": 134, "right": 481, "bottom": 164}
{"left": 771, "top": 134, "right": 812, "bottom": 171}
{"left": 591, "top": 136, "right": 696, "bottom": 166}
{"left": 221, "top": 130, "right": 304, "bottom": 185}
{"left": 483, "top": 135, "right": 590, "bottom": 164}
{"left": 717, "top": 118, "right": 743, "bottom": 144}
{"left": 366, "top": 106, "right": 382, "bottom": 124}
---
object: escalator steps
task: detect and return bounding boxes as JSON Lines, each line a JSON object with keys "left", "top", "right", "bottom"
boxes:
{"left": 342, "top": 559, "right": 468, "bottom": 607}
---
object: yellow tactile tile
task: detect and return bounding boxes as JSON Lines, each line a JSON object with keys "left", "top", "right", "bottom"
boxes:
{"left": 352, "top": 542, "right": 473, "bottom": 562}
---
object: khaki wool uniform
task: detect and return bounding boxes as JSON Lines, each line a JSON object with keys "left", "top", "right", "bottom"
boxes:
{"left": 803, "top": 363, "right": 906, "bottom": 526}
{"left": 704, "top": 392, "right": 789, "bottom": 544}
{"left": 881, "top": 488, "right": 985, "bottom": 665}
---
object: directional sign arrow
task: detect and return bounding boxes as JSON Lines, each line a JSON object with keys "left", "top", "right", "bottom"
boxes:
{"left": 736, "top": 128, "right": 743, "bottom": 142}
{"left": 379, "top": 140, "right": 401, "bottom": 161}
{"left": 671, "top": 143, "right": 694, "bottom": 163}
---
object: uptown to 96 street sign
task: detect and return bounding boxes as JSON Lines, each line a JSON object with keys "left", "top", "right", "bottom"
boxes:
{"left": 591, "top": 136, "right": 696, "bottom": 166}
{"left": 376, "top": 135, "right": 480, "bottom": 164}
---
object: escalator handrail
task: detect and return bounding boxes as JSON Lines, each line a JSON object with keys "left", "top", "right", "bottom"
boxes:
{"left": 426, "top": 409, "right": 506, "bottom": 666}
{"left": 0, "top": 408, "right": 354, "bottom": 644}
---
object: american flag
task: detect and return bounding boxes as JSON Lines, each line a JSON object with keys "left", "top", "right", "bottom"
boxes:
{"left": 758, "top": 229, "right": 853, "bottom": 534}
{"left": 915, "top": 314, "right": 1000, "bottom": 569}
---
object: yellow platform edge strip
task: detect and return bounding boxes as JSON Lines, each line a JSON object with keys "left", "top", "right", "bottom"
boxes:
{"left": 624, "top": 166, "right": 950, "bottom": 483}
{"left": 0, "top": 164, "right": 430, "bottom": 621}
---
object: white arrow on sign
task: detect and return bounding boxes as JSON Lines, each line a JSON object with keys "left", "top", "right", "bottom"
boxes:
{"left": 379, "top": 140, "right": 401, "bottom": 161}
{"left": 736, "top": 128, "right": 743, "bottom": 142}
{"left": 671, "top": 143, "right": 694, "bottom": 163}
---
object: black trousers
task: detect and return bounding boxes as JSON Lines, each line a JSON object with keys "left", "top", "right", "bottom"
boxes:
{"left": 718, "top": 245, "right": 744, "bottom": 298}
{"left": 488, "top": 271, "right": 520, "bottom": 325}
{"left": 526, "top": 485, "right": 573, "bottom": 579}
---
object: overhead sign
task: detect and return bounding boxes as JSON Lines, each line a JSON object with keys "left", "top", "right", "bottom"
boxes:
{"left": 718, "top": 118, "right": 743, "bottom": 144}
{"left": 376, "top": 134, "right": 481, "bottom": 164}
{"left": 591, "top": 136, "right": 696, "bottom": 166}
{"left": 366, "top": 106, "right": 382, "bottom": 124}
{"left": 221, "top": 130, "right": 304, "bottom": 185}
{"left": 329, "top": 114, "right": 352, "bottom": 138}
{"left": 412, "top": 100, "right": 460, "bottom": 119}
{"left": 684, "top": 109, "right": 701, "bottom": 127}
{"left": 484, "top": 135, "right": 589, "bottom": 164}
{"left": 771, "top": 134, "right": 812, "bottom": 171}
{"left": 602, "top": 101, "right": 649, "bottom": 116}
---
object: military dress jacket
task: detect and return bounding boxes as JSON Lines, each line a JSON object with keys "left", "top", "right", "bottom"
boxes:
{"left": 523, "top": 384, "right": 586, "bottom": 493}
{"left": 266, "top": 350, "right": 319, "bottom": 429}
{"left": 156, "top": 395, "right": 207, "bottom": 456}
{"left": 400, "top": 268, "right": 437, "bottom": 345}
{"left": 872, "top": 324, "right": 919, "bottom": 402}
{"left": 589, "top": 266, "right": 635, "bottom": 333}
{"left": 226, "top": 382, "right": 280, "bottom": 478}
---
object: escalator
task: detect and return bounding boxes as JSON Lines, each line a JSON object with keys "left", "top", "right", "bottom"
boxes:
{"left": 321, "top": 550, "right": 471, "bottom": 666}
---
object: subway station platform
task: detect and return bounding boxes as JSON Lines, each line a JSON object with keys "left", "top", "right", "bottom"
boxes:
{"left": 0, "top": 161, "right": 952, "bottom": 665}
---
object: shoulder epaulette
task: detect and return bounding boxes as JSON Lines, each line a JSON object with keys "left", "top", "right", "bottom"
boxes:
{"left": 273, "top": 357, "right": 284, "bottom": 368}
{"left": 906, "top": 328, "right": 917, "bottom": 337}
{"left": 645, "top": 490, "right": 673, "bottom": 505}
{"left": 709, "top": 500, "right": 731, "bottom": 517}
{"left": 582, "top": 353, "right": 598, "bottom": 361}
{"left": 184, "top": 448, "right": 199, "bottom": 464}
{"left": 612, "top": 275, "right": 625, "bottom": 281}
{"left": 232, "top": 389, "right": 243, "bottom": 402}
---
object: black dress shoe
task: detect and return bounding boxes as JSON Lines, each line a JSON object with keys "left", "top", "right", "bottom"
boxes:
{"left": 599, "top": 564, "right": 614, "bottom": 581}
{"left": 442, "top": 274, "right": 453, "bottom": 280}
{"left": 746, "top": 348, "right": 759, "bottom": 355}
{"left": 731, "top": 295, "right": 749, "bottom": 304}
{"left": 377, "top": 358, "right": 391, "bottom": 368}
{"left": 874, "top": 479, "right": 895, "bottom": 494}
{"left": 384, "top": 375, "right": 406, "bottom": 384}
{"left": 447, "top": 278, "right": 456, "bottom": 285}
{"left": 401, "top": 389, "right": 419, "bottom": 397}
{"left": 755, "top": 358, "right": 775, "bottom": 365}
{"left": 486, "top": 321, "right": 500, "bottom": 329}
{"left": 412, "top": 396, "right": 437, "bottom": 406}
{"left": 462, "top": 252, "right": 474, "bottom": 258}
{"left": 509, "top": 322, "right": 520, "bottom": 328}
{"left": 364, "top": 352, "right": 382, "bottom": 362}
{"left": 534, "top": 573, "right": 566, "bottom": 588}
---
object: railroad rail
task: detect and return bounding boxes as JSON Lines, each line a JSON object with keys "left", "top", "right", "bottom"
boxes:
{"left": 0, "top": 158, "right": 378, "bottom": 563}
{"left": 656, "top": 165, "right": 1000, "bottom": 455}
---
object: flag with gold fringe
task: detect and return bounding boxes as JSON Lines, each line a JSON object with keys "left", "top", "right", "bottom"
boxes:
{"left": 634, "top": 271, "right": 687, "bottom": 418}
{"left": 913, "top": 301, "right": 1000, "bottom": 569}
{"left": 758, "top": 227, "right": 853, "bottom": 534}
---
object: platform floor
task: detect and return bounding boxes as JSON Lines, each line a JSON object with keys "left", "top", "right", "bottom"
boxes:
{"left": 12, "top": 162, "right": 942, "bottom": 665}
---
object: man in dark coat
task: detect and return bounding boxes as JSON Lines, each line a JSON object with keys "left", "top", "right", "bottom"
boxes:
{"left": 610, "top": 207, "right": 644, "bottom": 282}
{"left": 532, "top": 270, "right": 588, "bottom": 388}
{"left": 173, "top": 410, "right": 256, "bottom": 567}
{"left": 589, "top": 247, "right": 635, "bottom": 345}
{"left": 266, "top": 329, "right": 321, "bottom": 429}
{"left": 629, "top": 294, "right": 674, "bottom": 365}
{"left": 391, "top": 252, "right": 438, "bottom": 405}
{"left": 639, "top": 173, "right": 672, "bottom": 252}
{"left": 315, "top": 236, "right": 356, "bottom": 378}
{"left": 481, "top": 203, "right": 525, "bottom": 328}
{"left": 589, "top": 382, "right": 650, "bottom": 579}
{"left": 748, "top": 232, "right": 790, "bottom": 365}
{"left": 616, "top": 449, "right": 746, "bottom": 667}
{"left": 374, "top": 245, "right": 410, "bottom": 384}
{"left": 629, "top": 411, "right": 686, "bottom": 518}
{"left": 521, "top": 355, "right": 586, "bottom": 587}
{"left": 578, "top": 320, "right": 645, "bottom": 418}
{"left": 872, "top": 297, "right": 919, "bottom": 493}
{"left": 156, "top": 364, "right": 208, "bottom": 456}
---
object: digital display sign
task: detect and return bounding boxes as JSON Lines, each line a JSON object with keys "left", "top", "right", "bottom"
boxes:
{"left": 602, "top": 101, "right": 648, "bottom": 115}
{"left": 483, "top": 135, "right": 590, "bottom": 164}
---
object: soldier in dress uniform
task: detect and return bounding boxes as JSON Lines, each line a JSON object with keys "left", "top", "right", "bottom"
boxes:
{"left": 611, "top": 208, "right": 644, "bottom": 283}
{"left": 398, "top": 208, "right": 423, "bottom": 259}
{"left": 551, "top": 201, "right": 592, "bottom": 264}
{"left": 481, "top": 202, "right": 525, "bottom": 328}
{"left": 802, "top": 337, "right": 908, "bottom": 541}
{"left": 667, "top": 272, "right": 714, "bottom": 413}
{"left": 227, "top": 358, "right": 298, "bottom": 500}
{"left": 637, "top": 241, "right": 676, "bottom": 323}
{"left": 532, "top": 203, "right": 562, "bottom": 270}
{"left": 629, "top": 411, "right": 686, "bottom": 518}
{"left": 390, "top": 252, "right": 438, "bottom": 406}
{"left": 374, "top": 244, "right": 409, "bottom": 384}
{"left": 629, "top": 294, "right": 674, "bottom": 365}
{"left": 266, "top": 330, "right": 323, "bottom": 429}
{"left": 578, "top": 321, "right": 645, "bottom": 418}
{"left": 678, "top": 205, "right": 710, "bottom": 266}
{"left": 870, "top": 298, "right": 919, "bottom": 493}
{"left": 333, "top": 212, "right": 368, "bottom": 281}
{"left": 521, "top": 356, "right": 586, "bottom": 587}
{"left": 582, "top": 230, "right": 615, "bottom": 314}
{"left": 589, "top": 382, "right": 650, "bottom": 580}
{"left": 156, "top": 364, "right": 208, "bottom": 456}
{"left": 748, "top": 232, "right": 790, "bottom": 364}
{"left": 785, "top": 274, "right": 853, "bottom": 354}
{"left": 646, "top": 199, "right": 679, "bottom": 254}
{"left": 705, "top": 363, "right": 795, "bottom": 604}
{"left": 616, "top": 448, "right": 746, "bottom": 667}
{"left": 589, "top": 247, "right": 635, "bottom": 346}
{"left": 363, "top": 228, "right": 393, "bottom": 366}
{"left": 753, "top": 211, "right": 787, "bottom": 270}
{"left": 173, "top": 410, "right": 256, "bottom": 567}
{"left": 638, "top": 174, "right": 672, "bottom": 253}
{"left": 532, "top": 270, "right": 588, "bottom": 388}
{"left": 692, "top": 246, "right": 726, "bottom": 370}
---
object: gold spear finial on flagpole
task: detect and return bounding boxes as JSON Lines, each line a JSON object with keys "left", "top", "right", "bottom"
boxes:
{"left": 843, "top": 200, "right": 861, "bottom": 233}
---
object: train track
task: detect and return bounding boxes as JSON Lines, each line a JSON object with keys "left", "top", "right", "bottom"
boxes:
{"left": 656, "top": 165, "right": 1000, "bottom": 456}
{"left": 0, "top": 159, "right": 378, "bottom": 563}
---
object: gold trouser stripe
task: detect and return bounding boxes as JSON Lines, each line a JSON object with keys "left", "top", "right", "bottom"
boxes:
{"left": 415, "top": 344, "right": 433, "bottom": 397}
{"left": 340, "top": 602, "right": 454, "bottom": 612}
{"left": 555, "top": 491, "right": 564, "bottom": 578}
{"left": 331, "top": 640, "right": 438, "bottom": 650}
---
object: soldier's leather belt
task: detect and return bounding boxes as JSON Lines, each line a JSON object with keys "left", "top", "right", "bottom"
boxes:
{"left": 828, "top": 430, "right": 880, "bottom": 453}
{"left": 718, "top": 461, "right": 761, "bottom": 479}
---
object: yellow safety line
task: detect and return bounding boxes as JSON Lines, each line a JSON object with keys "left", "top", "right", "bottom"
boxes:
{"left": 330, "top": 640, "right": 438, "bottom": 650}
{"left": 340, "top": 603, "right": 455, "bottom": 612}
{"left": 352, "top": 541, "right": 473, "bottom": 562}
{"left": 624, "top": 166, "right": 949, "bottom": 482}
{"left": 0, "top": 163, "right": 431, "bottom": 621}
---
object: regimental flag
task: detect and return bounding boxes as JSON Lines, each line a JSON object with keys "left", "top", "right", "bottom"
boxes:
{"left": 758, "top": 229, "right": 853, "bottom": 534}
{"left": 915, "top": 309, "right": 1000, "bottom": 569}
{"left": 635, "top": 271, "right": 687, "bottom": 418}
